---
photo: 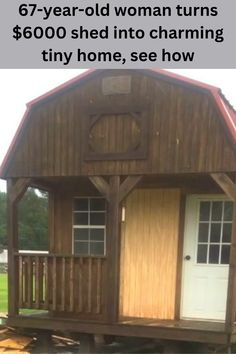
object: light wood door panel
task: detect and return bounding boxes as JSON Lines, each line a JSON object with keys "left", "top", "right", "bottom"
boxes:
{"left": 119, "top": 189, "right": 180, "bottom": 319}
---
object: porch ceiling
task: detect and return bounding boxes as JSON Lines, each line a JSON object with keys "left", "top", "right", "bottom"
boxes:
{"left": 29, "top": 173, "right": 235, "bottom": 195}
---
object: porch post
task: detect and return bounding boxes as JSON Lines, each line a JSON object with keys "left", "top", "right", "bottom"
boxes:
{"left": 7, "top": 180, "right": 18, "bottom": 316}
{"left": 211, "top": 173, "right": 236, "bottom": 332}
{"left": 7, "top": 178, "right": 30, "bottom": 316}
{"left": 107, "top": 176, "right": 120, "bottom": 323}
{"left": 225, "top": 204, "right": 236, "bottom": 332}
{"left": 89, "top": 175, "right": 142, "bottom": 322}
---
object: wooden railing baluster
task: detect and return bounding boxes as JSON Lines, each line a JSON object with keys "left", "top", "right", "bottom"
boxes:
{"left": 61, "top": 257, "right": 66, "bottom": 312}
{"left": 44, "top": 256, "right": 49, "bottom": 309}
{"left": 52, "top": 256, "right": 57, "bottom": 311}
{"left": 15, "top": 253, "right": 105, "bottom": 316}
{"left": 88, "top": 258, "right": 92, "bottom": 313}
{"left": 18, "top": 255, "right": 23, "bottom": 308}
{"left": 27, "top": 256, "right": 33, "bottom": 308}
{"left": 35, "top": 256, "right": 40, "bottom": 308}
{"left": 96, "top": 258, "right": 102, "bottom": 314}
{"left": 78, "top": 257, "right": 83, "bottom": 313}
{"left": 69, "top": 257, "right": 74, "bottom": 312}
{"left": 23, "top": 257, "right": 27, "bottom": 305}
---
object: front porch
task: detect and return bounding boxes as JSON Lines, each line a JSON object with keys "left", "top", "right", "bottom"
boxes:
{"left": 6, "top": 173, "right": 236, "bottom": 346}
{"left": 15, "top": 253, "right": 106, "bottom": 320}
{"left": 6, "top": 311, "right": 236, "bottom": 345}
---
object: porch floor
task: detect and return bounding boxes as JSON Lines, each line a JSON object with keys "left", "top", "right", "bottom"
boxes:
{"left": 6, "top": 314, "right": 235, "bottom": 345}
{"left": 120, "top": 317, "right": 226, "bottom": 331}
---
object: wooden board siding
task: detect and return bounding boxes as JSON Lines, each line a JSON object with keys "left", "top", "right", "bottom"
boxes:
{"left": 4, "top": 70, "right": 236, "bottom": 178}
{"left": 48, "top": 175, "right": 222, "bottom": 258}
{"left": 51, "top": 179, "right": 100, "bottom": 254}
{"left": 53, "top": 191, "right": 72, "bottom": 254}
{"left": 119, "top": 189, "right": 180, "bottom": 320}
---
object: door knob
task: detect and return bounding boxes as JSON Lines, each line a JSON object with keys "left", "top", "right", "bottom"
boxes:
{"left": 184, "top": 255, "right": 191, "bottom": 261}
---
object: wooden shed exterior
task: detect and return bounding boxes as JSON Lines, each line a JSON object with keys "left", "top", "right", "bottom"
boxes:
{"left": 1, "top": 69, "right": 236, "bottom": 349}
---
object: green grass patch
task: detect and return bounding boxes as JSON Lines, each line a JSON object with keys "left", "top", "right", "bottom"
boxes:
{"left": 0, "top": 274, "right": 48, "bottom": 316}
{"left": 0, "top": 273, "right": 8, "bottom": 313}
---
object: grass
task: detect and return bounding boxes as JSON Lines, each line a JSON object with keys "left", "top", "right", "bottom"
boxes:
{"left": 0, "top": 274, "right": 47, "bottom": 316}
{"left": 0, "top": 273, "right": 7, "bottom": 313}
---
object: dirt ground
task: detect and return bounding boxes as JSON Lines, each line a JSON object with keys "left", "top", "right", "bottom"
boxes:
{"left": 0, "top": 326, "right": 235, "bottom": 353}
{"left": 0, "top": 329, "right": 163, "bottom": 353}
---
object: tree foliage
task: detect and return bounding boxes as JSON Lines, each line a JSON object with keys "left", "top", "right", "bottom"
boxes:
{"left": 0, "top": 192, "right": 7, "bottom": 249}
{"left": 0, "top": 188, "right": 48, "bottom": 251}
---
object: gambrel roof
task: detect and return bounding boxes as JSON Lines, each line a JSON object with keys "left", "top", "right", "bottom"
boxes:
{"left": 0, "top": 69, "right": 235, "bottom": 178}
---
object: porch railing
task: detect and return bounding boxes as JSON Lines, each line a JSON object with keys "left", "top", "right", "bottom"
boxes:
{"left": 14, "top": 253, "right": 106, "bottom": 315}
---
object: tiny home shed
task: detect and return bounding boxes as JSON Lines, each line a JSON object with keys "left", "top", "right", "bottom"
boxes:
{"left": 1, "top": 69, "right": 236, "bottom": 350}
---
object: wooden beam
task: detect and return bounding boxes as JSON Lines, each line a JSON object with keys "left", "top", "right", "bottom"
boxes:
{"left": 106, "top": 176, "right": 120, "bottom": 323}
{"left": 119, "top": 176, "right": 142, "bottom": 203}
{"left": 78, "top": 334, "right": 95, "bottom": 353}
{"left": 30, "top": 180, "right": 54, "bottom": 193}
{"left": 89, "top": 177, "right": 110, "bottom": 201}
{"left": 174, "top": 193, "right": 186, "bottom": 320}
{"left": 9, "top": 178, "right": 31, "bottom": 204}
{"left": 225, "top": 204, "right": 236, "bottom": 332}
{"left": 7, "top": 180, "right": 19, "bottom": 316}
{"left": 107, "top": 175, "right": 142, "bottom": 322}
{"left": 7, "top": 178, "right": 30, "bottom": 316}
{"left": 211, "top": 174, "right": 236, "bottom": 201}
{"left": 89, "top": 175, "right": 142, "bottom": 322}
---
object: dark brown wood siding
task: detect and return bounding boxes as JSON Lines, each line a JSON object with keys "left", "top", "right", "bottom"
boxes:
{"left": 52, "top": 191, "right": 72, "bottom": 254}
{"left": 51, "top": 179, "right": 100, "bottom": 254}
{"left": 5, "top": 70, "right": 236, "bottom": 177}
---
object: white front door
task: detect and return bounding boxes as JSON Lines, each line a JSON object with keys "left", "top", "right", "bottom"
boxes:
{"left": 181, "top": 195, "right": 233, "bottom": 321}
